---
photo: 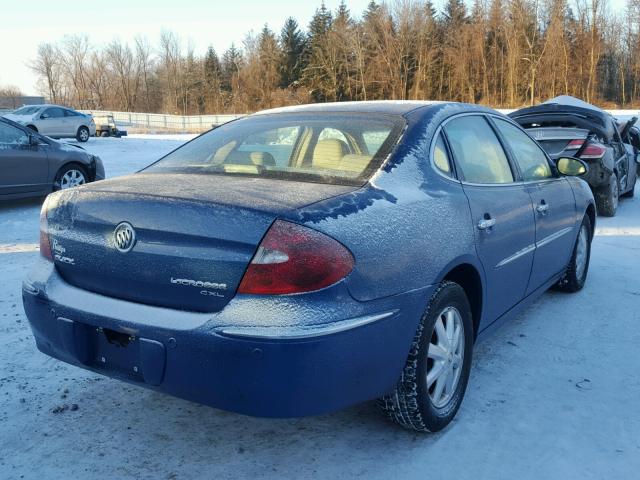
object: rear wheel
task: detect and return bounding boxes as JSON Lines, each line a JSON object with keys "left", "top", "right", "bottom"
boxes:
{"left": 76, "top": 126, "right": 90, "bottom": 142}
{"left": 555, "top": 215, "right": 592, "bottom": 292}
{"left": 26, "top": 125, "right": 38, "bottom": 132}
{"left": 595, "top": 173, "right": 619, "bottom": 217}
{"left": 54, "top": 164, "right": 89, "bottom": 191}
{"left": 379, "top": 281, "right": 473, "bottom": 432}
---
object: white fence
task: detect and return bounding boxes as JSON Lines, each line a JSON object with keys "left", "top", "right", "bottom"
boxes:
{"left": 80, "top": 107, "right": 640, "bottom": 133}
{"left": 80, "top": 110, "right": 245, "bottom": 132}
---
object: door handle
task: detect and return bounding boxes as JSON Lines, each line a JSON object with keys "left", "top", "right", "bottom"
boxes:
{"left": 477, "top": 217, "right": 496, "bottom": 230}
{"left": 536, "top": 202, "right": 550, "bottom": 215}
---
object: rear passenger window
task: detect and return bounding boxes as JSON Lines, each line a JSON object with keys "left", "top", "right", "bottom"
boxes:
{"left": 444, "top": 116, "right": 514, "bottom": 184}
{"left": 44, "top": 107, "right": 64, "bottom": 118}
{"left": 433, "top": 132, "right": 452, "bottom": 176}
{"left": 493, "top": 118, "right": 553, "bottom": 181}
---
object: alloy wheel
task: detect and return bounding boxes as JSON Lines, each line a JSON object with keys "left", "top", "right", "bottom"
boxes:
{"left": 427, "top": 306, "right": 465, "bottom": 409}
{"left": 60, "top": 169, "right": 86, "bottom": 189}
{"left": 575, "top": 224, "right": 589, "bottom": 279}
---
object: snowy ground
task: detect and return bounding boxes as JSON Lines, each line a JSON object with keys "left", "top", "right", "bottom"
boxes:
{"left": 0, "top": 135, "right": 639, "bottom": 479}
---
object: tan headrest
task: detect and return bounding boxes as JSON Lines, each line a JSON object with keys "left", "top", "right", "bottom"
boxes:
{"left": 250, "top": 151, "right": 276, "bottom": 166}
{"left": 313, "top": 139, "right": 349, "bottom": 170}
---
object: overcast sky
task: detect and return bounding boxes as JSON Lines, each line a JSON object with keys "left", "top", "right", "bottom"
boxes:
{"left": 0, "top": 0, "right": 629, "bottom": 96}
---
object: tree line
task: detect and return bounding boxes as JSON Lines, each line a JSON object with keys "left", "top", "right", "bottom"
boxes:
{"left": 22, "top": 0, "right": 640, "bottom": 114}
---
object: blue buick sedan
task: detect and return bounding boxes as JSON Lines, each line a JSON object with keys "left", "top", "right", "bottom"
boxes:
{"left": 23, "top": 102, "right": 595, "bottom": 432}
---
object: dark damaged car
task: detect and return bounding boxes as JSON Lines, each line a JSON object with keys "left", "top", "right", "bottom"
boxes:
{"left": 510, "top": 95, "right": 637, "bottom": 216}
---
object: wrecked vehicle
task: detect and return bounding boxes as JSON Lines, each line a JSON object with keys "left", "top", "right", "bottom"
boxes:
{"left": 510, "top": 96, "right": 637, "bottom": 216}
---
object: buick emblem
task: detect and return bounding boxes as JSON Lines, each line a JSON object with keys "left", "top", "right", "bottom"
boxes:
{"left": 113, "top": 222, "right": 136, "bottom": 253}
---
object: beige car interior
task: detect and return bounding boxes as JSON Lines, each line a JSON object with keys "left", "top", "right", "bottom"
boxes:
{"left": 211, "top": 128, "right": 376, "bottom": 176}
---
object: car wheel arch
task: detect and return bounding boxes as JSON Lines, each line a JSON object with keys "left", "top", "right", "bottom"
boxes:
{"left": 436, "top": 260, "right": 484, "bottom": 341}
{"left": 53, "top": 161, "right": 92, "bottom": 188}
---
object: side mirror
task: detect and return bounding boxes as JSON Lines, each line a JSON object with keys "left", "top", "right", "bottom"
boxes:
{"left": 29, "top": 134, "right": 40, "bottom": 146}
{"left": 556, "top": 157, "right": 588, "bottom": 176}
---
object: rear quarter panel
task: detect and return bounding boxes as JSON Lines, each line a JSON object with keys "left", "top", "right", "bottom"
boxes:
{"left": 286, "top": 105, "right": 481, "bottom": 303}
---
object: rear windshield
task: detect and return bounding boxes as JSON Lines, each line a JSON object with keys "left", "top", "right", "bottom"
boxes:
{"left": 144, "top": 113, "right": 405, "bottom": 185}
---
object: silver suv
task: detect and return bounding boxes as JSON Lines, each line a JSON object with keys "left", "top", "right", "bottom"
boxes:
{"left": 3, "top": 104, "right": 96, "bottom": 142}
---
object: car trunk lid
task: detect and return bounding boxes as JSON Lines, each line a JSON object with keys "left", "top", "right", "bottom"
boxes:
{"left": 47, "top": 173, "right": 357, "bottom": 312}
{"left": 526, "top": 127, "right": 590, "bottom": 158}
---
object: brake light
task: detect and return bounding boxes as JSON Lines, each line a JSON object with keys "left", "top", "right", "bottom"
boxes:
{"left": 39, "top": 195, "right": 53, "bottom": 261}
{"left": 566, "top": 139, "right": 584, "bottom": 150}
{"left": 579, "top": 143, "right": 606, "bottom": 159}
{"left": 238, "top": 220, "right": 354, "bottom": 295}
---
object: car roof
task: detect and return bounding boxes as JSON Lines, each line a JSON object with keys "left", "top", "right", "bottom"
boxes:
{"left": 40, "top": 104, "right": 72, "bottom": 109}
{"left": 254, "top": 100, "right": 450, "bottom": 116}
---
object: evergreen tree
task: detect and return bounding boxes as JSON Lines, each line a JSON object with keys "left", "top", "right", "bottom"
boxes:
{"left": 257, "top": 25, "right": 281, "bottom": 106}
{"left": 221, "top": 43, "right": 243, "bottom": 92}
{"left": 308, "top": 1, "right": 333, "bottom": 40}
{"left": 204, "top": 46, "right": 221, "bottom": 88}
{"left": 279, "top": 17, "right": 306, "bottom": 88}
{"left": 442, "top": 0, "right": 467, "bottom": 26}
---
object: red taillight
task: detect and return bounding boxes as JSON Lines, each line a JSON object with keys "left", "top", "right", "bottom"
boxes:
{"left": 238, "top": 220, "right": 354, "bottom": 295}
{"left": 566, "top": 139, "right": 584, "bottom": 150}
{"left": 579, "top": 143, "right": 606, "bottom": 159}
{"left": 39, "top": 196, "right": 53, "bottom": 261}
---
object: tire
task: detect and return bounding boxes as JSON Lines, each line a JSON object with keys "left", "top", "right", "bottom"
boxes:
{"left": 76, "top": 126, "right": 90, "bottom": 142}
{"left": 595, "top": 173, "right": 619, "bottom": 217}
{"left": 621, "top": 171, "right": 636, "bottom": 198}
{"left": 53, "top": 163, "right": 89, "bottom": 191}
{"left": 379, "top": 281, "right": 474, "bottom": 432}
{"left": 100, "top": 131, "right": 109, "bottom": 137}
{"left": 555, "top": 215, "right": 592, "bottom": 293}
{"left": 26, "top": 125, "right": 38, "bottom": 132}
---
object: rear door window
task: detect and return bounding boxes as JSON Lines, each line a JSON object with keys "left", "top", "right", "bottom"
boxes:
{"left": 43, "top": 107, "right": 64, "bottom": 119}
{"left": 444, "top": 116, "right": 514, "bottom": 184}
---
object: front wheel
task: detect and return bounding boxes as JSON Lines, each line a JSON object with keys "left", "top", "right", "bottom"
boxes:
{"left": 379, "top": 281, "right": 474, "bottom": 432}
{"left": 555, "top": 214, "right": 592, "bottom": 292}
{"left": 54, "top": 164, "right": 89, "bottom": 191}
{"left": 76, "top": 126, "right": 90, "bottom": 142}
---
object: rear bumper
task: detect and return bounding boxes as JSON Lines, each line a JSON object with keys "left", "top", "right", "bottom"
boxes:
{"left": 23, "top": 262, "right": 431, "bottom": 417}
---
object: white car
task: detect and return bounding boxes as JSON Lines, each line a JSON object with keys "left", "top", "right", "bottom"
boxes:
{"left": 3, "top": 105, "right": 96, "bottom": 142}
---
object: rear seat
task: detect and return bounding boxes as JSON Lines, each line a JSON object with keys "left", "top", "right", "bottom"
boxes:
{"left": 312, "top": 139, "right": 372, "bottom": 174}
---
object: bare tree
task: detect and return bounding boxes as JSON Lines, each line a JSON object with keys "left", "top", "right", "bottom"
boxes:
{"left": 29, "top": 43, "right": 63, "bottom": 103}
